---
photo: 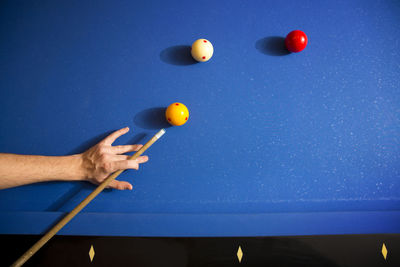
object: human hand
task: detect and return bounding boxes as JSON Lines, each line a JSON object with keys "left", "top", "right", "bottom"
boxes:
{"left": 80, "top": 127, "right": 148, "bottom": 190}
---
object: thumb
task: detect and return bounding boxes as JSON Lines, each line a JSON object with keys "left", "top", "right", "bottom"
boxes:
{"left": 108, "top": 180, "right": 133, "bottom": 190}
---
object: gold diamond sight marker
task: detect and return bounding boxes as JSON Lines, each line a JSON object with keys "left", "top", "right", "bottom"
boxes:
{"left": 381, "top": 243, "right": 388, "bottom": 260}
{"left": 237, "top": 246, "right": 243, "bottom": 263}
{"left": 89, "top": 245, "right": 95, "bottom": 262}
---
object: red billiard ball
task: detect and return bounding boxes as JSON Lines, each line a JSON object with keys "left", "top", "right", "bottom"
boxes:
{"left": 285, "top": 30, "right": 308, "bottom": 53}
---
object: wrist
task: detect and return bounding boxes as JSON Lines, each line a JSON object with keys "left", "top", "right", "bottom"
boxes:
{"left": 69, "top": 154, "right": 88, "bottom": 181}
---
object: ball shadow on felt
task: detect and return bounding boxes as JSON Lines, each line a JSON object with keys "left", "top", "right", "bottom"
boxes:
{"left": 134, "top": 107, "right": 172, "bottom": 130}
{"left": 255, "top": 36, "right": 290, "bottom": 56}
{"left": 160, "top": 45, "right": 197, "bottom": 66}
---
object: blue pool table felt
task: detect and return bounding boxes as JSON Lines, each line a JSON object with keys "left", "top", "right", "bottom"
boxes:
{"left": 0, "top": 0, "right": 399, "bottom": 236}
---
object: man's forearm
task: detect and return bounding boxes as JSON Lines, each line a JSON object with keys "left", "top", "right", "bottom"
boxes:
{"left": 0, "top": 153, "right": 85, "bottom": 189}
{"left": 0, "top": 127, "right": 149, "bottom": 190}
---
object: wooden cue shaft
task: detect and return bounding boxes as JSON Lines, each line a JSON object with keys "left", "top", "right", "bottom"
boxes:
{"left": 11, "top": 128, "right": 166, "bottom": 267}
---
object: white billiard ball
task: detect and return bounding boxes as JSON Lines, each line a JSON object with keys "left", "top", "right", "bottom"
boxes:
{"left": 191, "top": 39, "right": 214, "bottom": 62}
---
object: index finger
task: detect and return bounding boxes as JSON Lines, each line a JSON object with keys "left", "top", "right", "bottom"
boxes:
{"left": 102, "top": 127, "right": 130, "bottom": 146}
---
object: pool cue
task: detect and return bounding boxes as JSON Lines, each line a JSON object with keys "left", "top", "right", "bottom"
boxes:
{"left": 11, "top": 128, "right": 166, "bottom": 267}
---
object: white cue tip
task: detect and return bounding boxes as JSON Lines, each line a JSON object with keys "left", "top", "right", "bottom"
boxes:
{"left": 155, "top": 128, "right": 166, "bottom": 139}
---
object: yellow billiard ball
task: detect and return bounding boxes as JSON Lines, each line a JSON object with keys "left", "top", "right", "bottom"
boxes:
{"left": 165, "top": 102, "right": 189, "bottom": 126}
{"left": 191, "top": 39, "right": 214, "bottom": 62}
